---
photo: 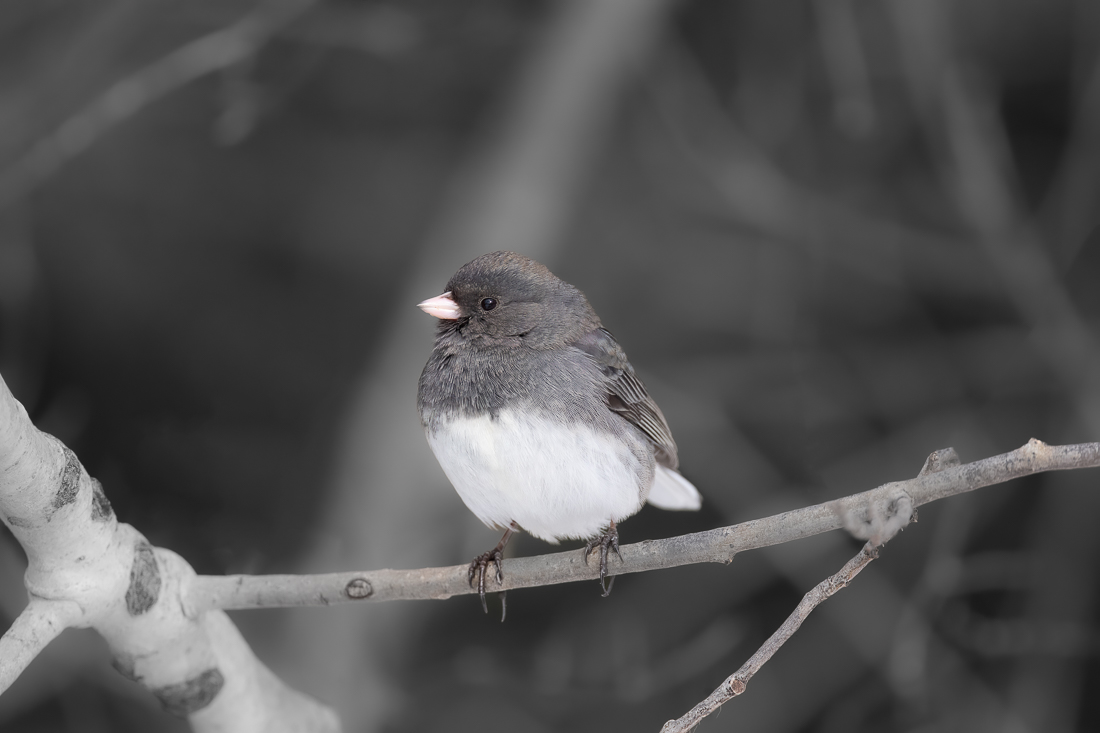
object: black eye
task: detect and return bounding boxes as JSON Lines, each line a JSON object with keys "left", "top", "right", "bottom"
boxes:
{"left": 480, "top": 297, "right": 498, "bottom": 311}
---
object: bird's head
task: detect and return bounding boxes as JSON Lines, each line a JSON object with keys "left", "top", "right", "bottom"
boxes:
{"left": 418, "top": 251, "right": 598, "bottom": 348}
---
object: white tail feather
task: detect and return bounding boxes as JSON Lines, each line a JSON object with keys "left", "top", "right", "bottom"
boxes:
{"left": 647, "top": 465, "right": 702, "bottom": 511}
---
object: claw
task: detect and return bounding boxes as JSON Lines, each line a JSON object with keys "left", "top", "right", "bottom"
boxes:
{"left": 583, "top": 520, "right": 622, "bottom": 596}
{"left": 467, "top": 526, "right": 515, "bottom": 619}
{"left": 468, "top": 547, "right": 504, "bottom": 614}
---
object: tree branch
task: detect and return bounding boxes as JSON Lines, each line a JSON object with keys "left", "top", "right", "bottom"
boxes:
{"left": 186, "top": 439, "right": 1100, "bottom": 613}
{"left": 0, "top": 373, "right": 339, "bottom": 730}
{"left": 660, "top": 542, "right": 881, "bottom": 733}
{"left": 4, "top": 358, "right": 1097, "bottom": 731}
{"left": 0, "top": 599, "right": 81, "bottom": 693}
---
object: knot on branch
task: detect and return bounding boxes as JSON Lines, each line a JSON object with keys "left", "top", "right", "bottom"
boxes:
{"left": 831, "top": 485, "right": 915, "bottom": 547}
{"left": 51, "top": 445, "right": 82, "bottom": 513}
{"left": 1024, "top": 437, "right": 1050, "bottom": 457}
{"left": 90, "top": 479, "right": 114, "bottom": 522}
{"left": 152, "top": 667, "right": 225, "bottom": 717}
{"left": 919, "top": 447, "right": 960, "bottom": 475}
{"left": 345, "top": 577, "right": 373, "bottom": 599}
{"left": 125, "top": 541, "right": 163, "bottom": 615}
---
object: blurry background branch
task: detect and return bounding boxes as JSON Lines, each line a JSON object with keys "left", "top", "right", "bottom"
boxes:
{"left": 0, "top": 0, "right": 316, "bottom": 208}
{"left": 888, "top": 2, "right": 1100, "bottom": 437}
{"left": 886, "top": 6, "right": 1100, "bottom": 731}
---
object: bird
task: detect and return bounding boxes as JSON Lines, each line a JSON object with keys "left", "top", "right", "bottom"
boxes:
{"left": 416, "top": 251, "right": 701, "bottom": 614}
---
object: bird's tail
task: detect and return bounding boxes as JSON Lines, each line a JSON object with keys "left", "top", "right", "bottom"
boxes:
{"left": 647, "top": 465, "right": 702, "bottom": 510}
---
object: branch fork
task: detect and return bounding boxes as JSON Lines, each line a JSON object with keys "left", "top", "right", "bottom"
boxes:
{"left": 0, "top": 377, "right": 339, "bottom": 731}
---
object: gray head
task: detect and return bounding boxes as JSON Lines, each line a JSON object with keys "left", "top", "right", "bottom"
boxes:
{"left": 419, "top": 252, "right": 599, "bottom": 349}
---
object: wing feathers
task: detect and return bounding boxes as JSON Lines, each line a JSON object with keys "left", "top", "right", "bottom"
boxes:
{"left": 573, "top": 327, "right": 680, "bottom": 470}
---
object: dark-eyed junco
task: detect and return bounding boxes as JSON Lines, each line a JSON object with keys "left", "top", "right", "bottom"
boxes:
{"left": 417, "top": 251, "right": 701, "bottom": 612}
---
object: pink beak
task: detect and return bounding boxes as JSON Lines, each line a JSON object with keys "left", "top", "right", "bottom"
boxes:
{"left": 417, "top": 291, "right": 462, "bottom": 320}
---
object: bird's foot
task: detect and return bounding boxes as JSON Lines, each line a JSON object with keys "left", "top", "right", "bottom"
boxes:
{"left": 583, "top": 521, "right": 622, "bottom": 597}
{"left": 467, "top": 548, "right": 505, "bottom": 616}
{"left": 468, "top": 526, "right": 516, "bottom": 620}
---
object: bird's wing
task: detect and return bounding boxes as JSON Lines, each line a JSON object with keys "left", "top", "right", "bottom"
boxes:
{"left": 573, "top": 327, "right": 679, "bottom": 469}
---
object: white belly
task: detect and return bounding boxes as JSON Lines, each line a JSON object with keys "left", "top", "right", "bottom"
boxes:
{"left": 426, "top": 410, "right": 650, "bottom": 542}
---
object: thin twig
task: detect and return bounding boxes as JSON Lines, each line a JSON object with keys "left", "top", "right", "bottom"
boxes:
{"left": 659, "top": 542, "right": 880, "bottom": 733}
{"left": 186, "top": 439, "right": 1100, "bottom": 613}
{"left": 0, "top": 599, "right": 81, "bottom": 692}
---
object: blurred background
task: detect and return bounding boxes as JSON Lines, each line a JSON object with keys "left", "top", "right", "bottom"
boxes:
{"left": 1, "top": 0, "right": 1099, "bottom": 731}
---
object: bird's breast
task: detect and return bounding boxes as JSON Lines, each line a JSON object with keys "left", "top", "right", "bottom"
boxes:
{"left": 425, "top": 408, "right": 654, "bottom": 542}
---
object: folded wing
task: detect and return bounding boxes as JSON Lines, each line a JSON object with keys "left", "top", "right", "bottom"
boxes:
{"left": 573, "top": 327, "right": 701, "bottom": 511}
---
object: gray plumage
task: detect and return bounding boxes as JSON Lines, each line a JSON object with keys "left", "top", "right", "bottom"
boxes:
{"left": 417, "top": 251, "right": 700, "bottom": 546}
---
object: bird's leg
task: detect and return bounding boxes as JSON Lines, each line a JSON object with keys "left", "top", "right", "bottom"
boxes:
{"left": 468, "top": 525, "right": 516, "bottom": 619}
{"left": 583, "top": 519, "right": 623, "bottom": 597}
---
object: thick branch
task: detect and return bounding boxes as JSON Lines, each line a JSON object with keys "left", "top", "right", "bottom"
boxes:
{"left": 0, "top": 372, "right": 339, "bottom": 730}
{"left": 659, "top": 542, "right": 880, "bottom": 733}
{"left": 0, "top": 599, "right": 81, "bottom": 692}
{"left": 186, "top": 439, "right": 1100, "bottom": 613}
